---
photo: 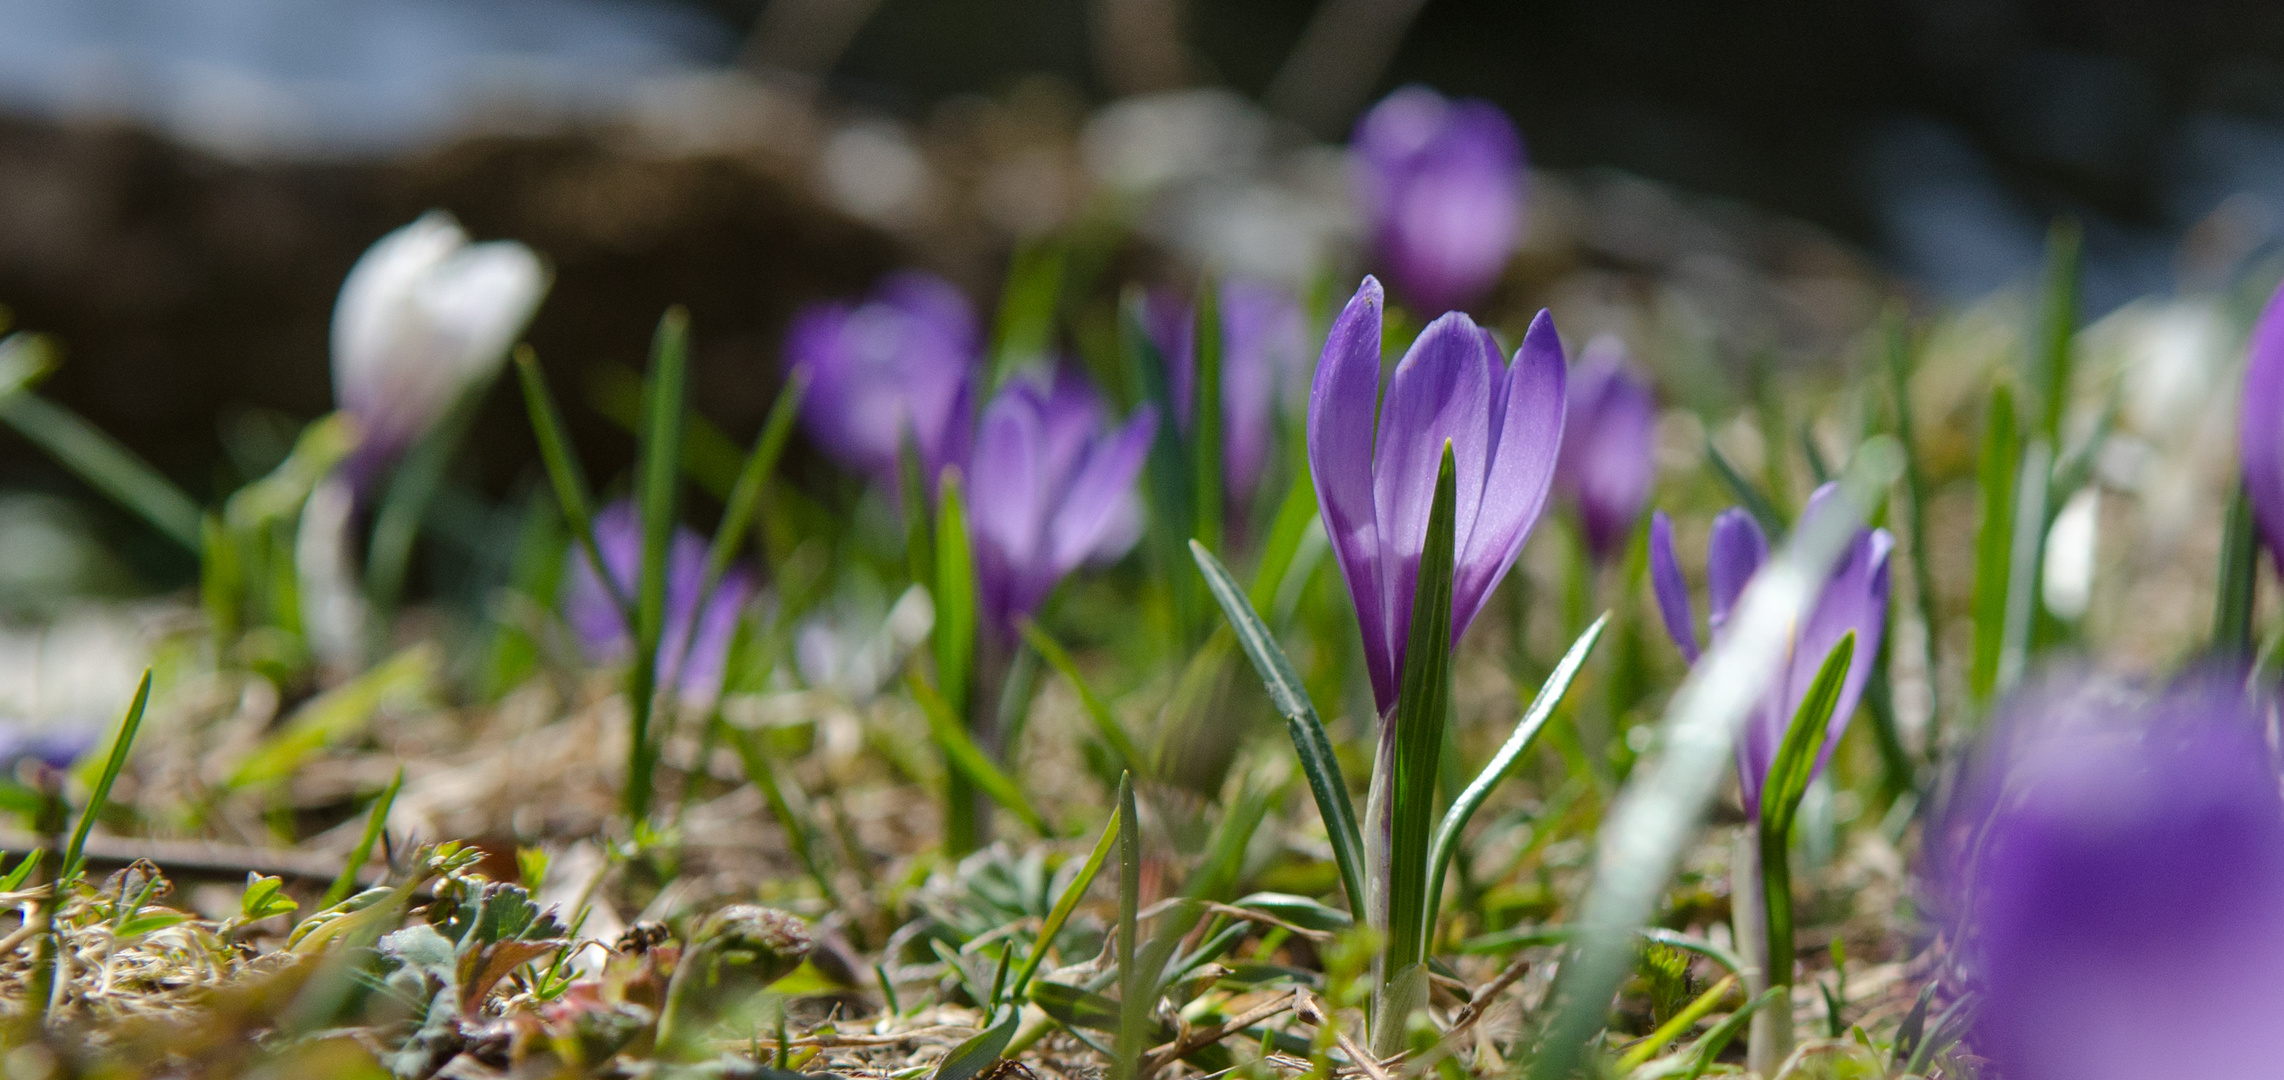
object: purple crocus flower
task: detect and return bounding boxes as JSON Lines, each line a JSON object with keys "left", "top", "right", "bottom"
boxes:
{"left": 785, "top": 271, "right": 980, "bottom": 493}
{"left": 562, "top": 500, "right": 758, "bottom": 703}
{"left": 965, "top": 369, "right": 1157, "bottom": 642}
{"left": 1143, "top": 279, "right": 1309, "bottom": 508}
{"left": 2238, "top": 277, "right": 2284, "bottom": 568}
{"left": 1351, "top": 86, "right": 1526, "bottom": 314}
{"left": 1308, "top": 277, "right": 1567, "bottom": 715}
{"left": 1649, "top": 485, "right": 1892, "bottom": 815}
{"left": 1552, "top": 337, "right": 1657, "bottom": 560}
{"left": 1928, "top": 680, "right": 2284, "bottom": 1080}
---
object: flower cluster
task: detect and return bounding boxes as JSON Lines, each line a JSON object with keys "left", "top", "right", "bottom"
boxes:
{"left": 787, "top": 277, "right": 1155, "bottom": 642}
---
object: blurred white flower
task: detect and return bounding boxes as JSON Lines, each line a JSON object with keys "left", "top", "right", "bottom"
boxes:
{"left": 331, "top": 211, "right": 547, "bottom": 490}
{"left": 2043, "top": 487, "right": 2100, "bottom": 620}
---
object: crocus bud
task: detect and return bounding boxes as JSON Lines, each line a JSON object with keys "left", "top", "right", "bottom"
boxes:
{"left": 1648, "top": 486, "right": 1891, "bottom": 816}
{"left": 786, "top": 271, "right": 980, "bottom": 495}
{"left": 1928, "top": 680, "right": 2284, "bottom": 1079}
{"left": 1143, "top": 279, "right": 1309, "bottom": 508}
{"left": 561, "top": 501, "right": 758, "bottom": 704}
{"left": 966, "top": 368, "right": 1156, "bottom": 644}
{"left": 1552, "top": 338, "right": 1656, "bottom": 560}
{"left": 1351, "top": 87, "right": 1526, "bottom": 314}
{"left": 2238, "top": 276, "right": 2284, "bottom": 569}
{"left": 653, "top": 905, "right": 813, "bottom": 1056}
{"left": 331, "top": 211, "right": 546, "bottom": 492}
{"left": 1307, "top": 277, "right": 1566, "bottom": 714}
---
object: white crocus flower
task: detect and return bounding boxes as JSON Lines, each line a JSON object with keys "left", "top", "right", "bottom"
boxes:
{"left": 331, "top": 211, "right": 547, "bottom": 488}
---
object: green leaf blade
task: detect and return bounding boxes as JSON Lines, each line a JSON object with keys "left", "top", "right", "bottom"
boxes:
{"left": 1188, "top": 540, "right": 1365, "bottom": 914}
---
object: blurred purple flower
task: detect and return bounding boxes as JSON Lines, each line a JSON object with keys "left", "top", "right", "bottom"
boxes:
{"left": 1308, "top": 277, "right": 1566, "bottom": 714}
{"left": 2239, "top": 277, "right": 2284, "bottom": 568}
{"left": 786, "top": 271, "right": 981, "bottom": 493}
{"left": 332, "top": 211, "right": 547, "bottom": 494}
{"left": 1553, "top": 338, "right": 1656, "bottom": 560}
{"left": 965, "top": 369, "right": 1157, "bottom": 642}
{"left": 562, "top": 500, "right": 758, "bottom": 703}
{"left": 0, "top": 724, "right": 99, "bottom": 776}
{"left": 1927, "top": 680, "right": 2284, "bottom": 1080}
{"left": 1648, "top": 485, "right": 1891, "bottom": 815}
{"left": 1351, "top": 86, "right": 1526, "bottom": 314}
{"left": 1143, "top": 279, "right": 1309, "bottom": 508}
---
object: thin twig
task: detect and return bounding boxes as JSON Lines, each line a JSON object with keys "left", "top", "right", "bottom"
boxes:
{"left": 1295, "top": 993, "right": 1393, "bottom": 1080}
{"left": 1402, "top": 955, "right": 1533, "bottom": 1077}
{"left": 1142, "top": 989, "right": 1303, "bottom": 1071}
{"left": 1134, "top": 899, "right": 1337, "bottom": 943}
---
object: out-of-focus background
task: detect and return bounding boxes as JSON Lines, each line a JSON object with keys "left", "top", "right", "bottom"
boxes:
{"left": 1, "top": 0, "right": 2279, "bottom": 603}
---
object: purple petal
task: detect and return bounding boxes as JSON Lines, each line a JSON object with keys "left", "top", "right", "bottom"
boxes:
{"left": 2243, "top": 280, "right": 2284, "bottom": 568}
{"left": 1352, "top": 88, "right": 1526, "bottom": 312}
{"left": 966, "top": 391, "right": 1048, "bottom": 634}
{"left": 661, "top": 532, "right": 757, "bottom": 701}
{"left": 1047, "top": 404, "right": 1158, "bottom": 577}
{"left": 563, "top": 500, "right": 644, "bottom": 662}
{"left": 1143, "top": 289, "right": 1197, "bottom": 430}
{"left": 1373, "top": 311, "right": 1496, "bottom": 684}
{"left": 1932, "top": 682, "right": 2284, "bottom": 1079}
{"left": 1648, "top": 511, "right": 1699, "bottom": 663}
{"left": 786, "top": 272, "right": 981, "bottom": 488}
{"left": 1452, "top": 310, "right": 1565, "bottom": 640}
{"left": 1218, "top": 279, "right": 1304, "bottom": 506}
{"left": 1792, "top": 528, "right": 1893, "bottom": 779}
{"left": 1036, "top": 368, "right": 1105, "bottom": 489}
{"left": 1704, "top": 509, "right": 1768, "bottom": 634}
{"left": 1554, "top": 338, "right": 1657, "bottom": 559}
{"left": 1309, "top": 278, "right": 1395, "bottom": 709}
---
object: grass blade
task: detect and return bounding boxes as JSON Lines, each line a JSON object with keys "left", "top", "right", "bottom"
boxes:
{"left": 731, "top": 726, "right": 842, "bottom": 906}
{"left": 1020, "top": 620, "right": 1145, "bottom": 775}
{"left": 1529, "top": 439, "right": 1901, "bottom": 1080}
{"left": 1249, "top": 468, "right": 1320, "bottom": 614}
{"left": 1882, "top": 308, "right": 1943, "bottom": 760}
{"left": 62, "top": 671, "right": 153, "bottom": 884}
{"left": 1616, "top": 972, "right": 1739, "bottom": 1071}
{"left": 1423, "top": 613, "right": 1606, "bottom": 934}
{"left": 1752, "top": 633, "right": 1853, "bottom": 1069}
{"left": 934, "top": 469, "right": 981, "bottom": 850}
{"left": 1191, "top": 275, "right": 1223, "bottom": 556}
{"left": 319, "top": 765, "right": 403, "bottom": 910}
{"left": 1706, "top": 437, "right": 1785, "bottom": 540}
{"left": 516, "top": 347, "right": 632, "bottom": 622}
{"left": 1189, "top": 539, "right": 1366, "bottom": 914}
{"left": 1969, "top": 382, "right": 2020, "bottom": 703}
{"left": 663, "top": 371, "right": 807, "bottom": 696}
{"left": 2035, "top": 218, "right": 2082, "bottom": 446}
{"left": 364, "top": 370, "right": 500, "bottom": 613}
{"left": 0, "top": 335, "right": 202, "bottom": 550}
{"left": 1996, "top": 441, "right": 2051, "bottom": 697}
{"left": 1375, "top": 443, "right": 1458, "bottom": 1053}
{"left": 1010, "top": 779, "right": 1123, "bottom": 1000}
{"left": 2214, "top": 483, "right": 2259, "bottom": 658}
{"left": 625, "top": 307, "right": 691, "bottom": 822}
{"left": 934, "top": 470, "right": 977, "bottom": 717}
{"left": 1112, "top": 772, "right": 1143, "bottom": 1080}
{"left": 933, "top": 1012, "right": 1021, "bottom": 1080}
{"left": 909, "top": 674, "right": 1051, "bottom": 838}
